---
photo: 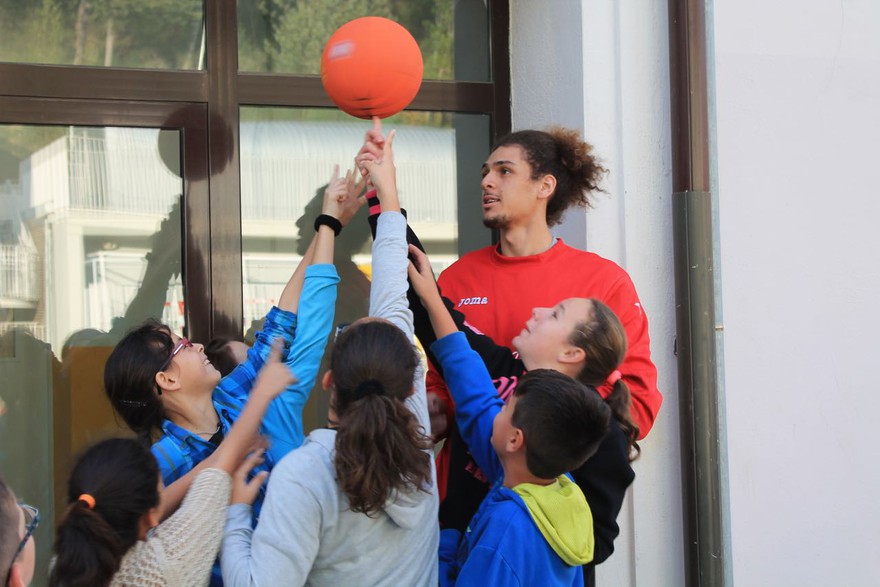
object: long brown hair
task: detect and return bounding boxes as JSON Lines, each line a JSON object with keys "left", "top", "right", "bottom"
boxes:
{"left": 570, "top": 299, "right": 641, "bottom": 461}
{"left": 330, "top": 319, "right": 432, "bottom": 514}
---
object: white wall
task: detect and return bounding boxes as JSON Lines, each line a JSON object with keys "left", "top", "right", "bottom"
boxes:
{"left": 511, "top": 2, "right": 684, "bottom": 585}
{"left": 714, "top": 0, "right": 880, "bottom": 585}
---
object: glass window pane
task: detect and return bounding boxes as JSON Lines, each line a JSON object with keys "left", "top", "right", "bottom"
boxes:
{"left": 238, "top": 106, "right": 490, "bottom": 432}
{"left": 0, "top": 125, "right": 183, "bottom": 584}
{"left": 238, "top": 0, "right": 490, "bottom": 81}
{"left": 0, "top": 1, "right": 205, "bottom": 69}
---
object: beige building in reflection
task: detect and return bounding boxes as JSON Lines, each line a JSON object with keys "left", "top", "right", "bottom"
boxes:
{"left": 0, "top": 122, "right": 458, "bottom": 352}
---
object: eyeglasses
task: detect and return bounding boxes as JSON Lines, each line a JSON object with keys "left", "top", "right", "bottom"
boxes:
{"left": 158, "top": 337, "right": 192, "bottom": 372}
{"left": 10, "top": 503, "right": 39, "bottom": 566}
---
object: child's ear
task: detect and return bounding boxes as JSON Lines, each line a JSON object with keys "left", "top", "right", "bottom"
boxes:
{"left": 137, "top": 507, "right": 160, "bottom": 541}
{"left": 155, "top": 370, "right": 180, "bottom": 393}
{"left": 507, "top": 428, "right": 526, "bottom": 454}
{"left": 558, "top": 345, "right": 586, "bottom": 366}
{"left": 322, "top": 370, "right": 334, "bottom": 390}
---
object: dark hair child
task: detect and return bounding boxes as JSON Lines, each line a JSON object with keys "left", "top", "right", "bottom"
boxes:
{"left": 50, "top": 345, "right": 294, "bottom": 587}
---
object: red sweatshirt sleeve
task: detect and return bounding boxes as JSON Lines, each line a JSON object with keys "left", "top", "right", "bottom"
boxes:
{"left": 598, "top": 273, "right": 662, "bottom": 439}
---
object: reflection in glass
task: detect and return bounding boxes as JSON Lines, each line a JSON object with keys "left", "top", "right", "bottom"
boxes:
{"left": 0, "top": 125, "right": 183, "bottom": 585}
{"left": 238, "top": 107, "right": 490, "bottom": 432}
{"left": 237, "top": 0, "right": 490, "bottom": 81}
{"left": 0, "top": 1, "right": 205, "bottom": 69}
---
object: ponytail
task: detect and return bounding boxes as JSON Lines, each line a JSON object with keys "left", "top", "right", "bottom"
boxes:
{"left": 50, "top": 501, "right": 126, "bottom": 587}
{"left": 605, "top": 379, "right": 641, "bottom": 461}
{"left": 50, "top": 439, "right": 161, "bottom": 587}
{"left": 330, "top": 319, "right": 431, "bottom": 515}
{"left": 335, "top": 394, "right": 431, "bottom": 514}
{"left": 570, "top": 299, "right": 640, "bottom": 461}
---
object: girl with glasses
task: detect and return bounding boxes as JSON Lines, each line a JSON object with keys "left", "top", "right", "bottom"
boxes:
{"left": 50, "top": 344, "right": 294, "bottom": 587}
{"left": 103, "top": 166, "right": 363, "bottom": 523}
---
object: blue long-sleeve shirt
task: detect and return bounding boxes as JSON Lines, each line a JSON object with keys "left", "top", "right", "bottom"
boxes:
{"left": 432, "top": 332, "right": 588, "bottom": 587}
{"left": 152, "top": 263, "right": 339, "bottom": 506}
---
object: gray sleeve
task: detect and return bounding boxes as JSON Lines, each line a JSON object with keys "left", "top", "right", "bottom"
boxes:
{"left": 221, "top": 454, "right": 324, "bottom": 587}
{"left": 369, "top": 212, "right": 412, "bottom": 336}
{"left": 369, "top": 212, "right": 432, "bottom": 470}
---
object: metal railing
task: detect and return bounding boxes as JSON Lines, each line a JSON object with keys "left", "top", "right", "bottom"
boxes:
{"left": 20, "top": 125, "right": 457, "bottom": 224}
{"left": 0, "top": 245, "right": 38, "bottom": 302}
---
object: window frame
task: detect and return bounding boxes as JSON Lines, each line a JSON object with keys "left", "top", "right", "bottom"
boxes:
{"left": 0, "top": 0, "right": 511, "bottom": 339}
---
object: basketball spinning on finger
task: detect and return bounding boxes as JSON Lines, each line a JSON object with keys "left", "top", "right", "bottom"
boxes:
{"left": 321, "top": 17, "right": 424, "bottom": 119}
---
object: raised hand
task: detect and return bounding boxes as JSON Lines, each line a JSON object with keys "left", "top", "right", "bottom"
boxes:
{"left": 321, "top": 164, "right": 345, "bottom": 219}
{"left": 231, "top": 448, "right": 268, "bottom": 505}
{"left": 323, "top": 165, "right": 367, "bottom": 227}
{"left": 427, "top": 392, "right": 449, "bottom": 443}
{"left": 362, "top": 129, "right": 398, "bottom": 211}
{"left": 356, "top": 116, "right": 386, "bottom": 178}
{"left": 251, "top": 340, "right": 297, "bottom": 402}
{"left": 337, "top": 168, "right": 367, "bottom": 227}
{"left": 406, "top": 244, "right": 440, "bottom": 302}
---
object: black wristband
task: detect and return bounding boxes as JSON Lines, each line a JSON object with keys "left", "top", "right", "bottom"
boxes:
{"left": 314, "top": 214, "right": 342, "bottom": 236}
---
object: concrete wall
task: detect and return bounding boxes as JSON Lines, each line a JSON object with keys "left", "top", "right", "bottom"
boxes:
{"left": 714, "top": 0, "right": 880, "bottom": 585}
{"left": 510, "top": 2, "right": 684, "bottom": 585}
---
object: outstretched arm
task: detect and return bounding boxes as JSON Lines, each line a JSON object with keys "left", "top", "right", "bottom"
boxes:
{"left": 409, "top": 247, "right": 504, "bottom": 484}
{"left": 362, "top": 130, "right": 407, "bottom": 331}
{"left": 407, "top": 246, "right": 456, "bottom": 340}
{"left": 259, "top": 167, "right": 364, "bottom": 461}
{"left": 212, "top": 343, "right": 296, "bottom": 473}
{"left": 278, "top": 165, "right": 366, "bottom": 312}
{"left": 362, "top": 131, "right": 436, "bottom": 454}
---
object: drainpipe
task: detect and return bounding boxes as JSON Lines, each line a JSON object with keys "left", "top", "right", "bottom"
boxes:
{"left": 667, "top": 1, "right": 726, "bottom": 586}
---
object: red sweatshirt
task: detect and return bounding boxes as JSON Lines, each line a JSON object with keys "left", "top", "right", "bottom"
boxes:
{"left": 428, "top": 240, "right": 661, "bottom": 497}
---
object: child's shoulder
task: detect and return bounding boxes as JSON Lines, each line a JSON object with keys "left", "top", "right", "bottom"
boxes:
{"left": 272, "top": 430, "right": 337, "bottom": 485}
{"left": 470, "top": 487, "right": 539, "bottom": 546}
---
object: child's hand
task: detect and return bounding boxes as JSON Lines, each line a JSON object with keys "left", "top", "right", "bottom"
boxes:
{"left": 427, "top": 392, "right": 449, "bottom": 442}
{"left": 407, "top": 244, "right": 440, "bottom": 302}
{"left": 321, "top": 164, "right": 347, "bottom": 219}
{"left": 231, "top": 448, "right": 268, "bottom": 505}
{"left": 362, "top": 129, "right": 398, "bottom": 206}
{"left": 251, "top": 340, "right": 297, "bottom": 401}
{"left": 355, "top": 116, "right": 385, "bottom": 178}
{"left": 335, "top": 167, "right": 367, "bottom": 227}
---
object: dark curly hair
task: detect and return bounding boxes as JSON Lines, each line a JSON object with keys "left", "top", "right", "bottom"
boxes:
{"left": 494, "top": 127, "right": 608, "bottom": 226}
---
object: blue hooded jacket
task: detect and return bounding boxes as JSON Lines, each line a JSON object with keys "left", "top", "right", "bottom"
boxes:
{"left": 433, "top": 332, "right": 592, "bottom": 586}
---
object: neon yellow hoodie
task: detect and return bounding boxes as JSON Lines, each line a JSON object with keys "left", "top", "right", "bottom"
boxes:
{"left": 513, "top": 475, "right": 594, "bottom": 565}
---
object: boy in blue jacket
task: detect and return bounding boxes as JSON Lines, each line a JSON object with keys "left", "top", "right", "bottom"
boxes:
{"left": 408, "top": 247, "right": 612, "bottom": 586}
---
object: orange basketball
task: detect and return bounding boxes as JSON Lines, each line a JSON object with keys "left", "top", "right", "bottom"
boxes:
{"left": 321, "top": 17, "right": 424, "bottom": 119}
